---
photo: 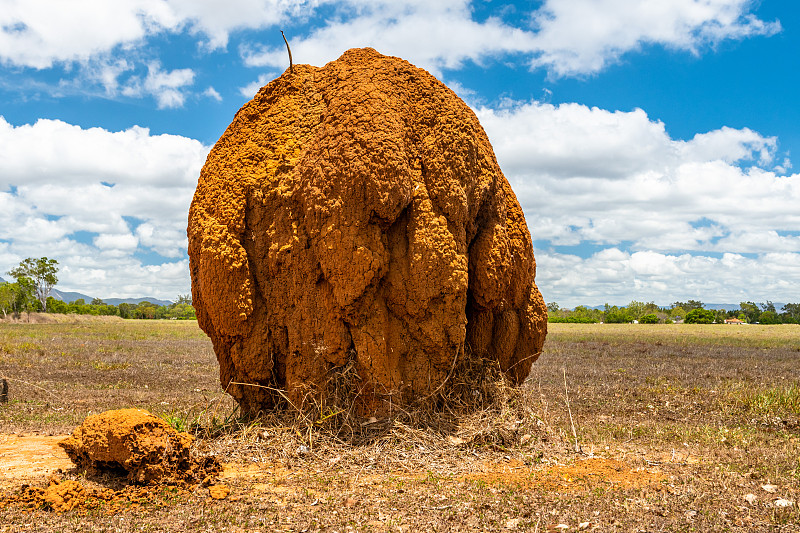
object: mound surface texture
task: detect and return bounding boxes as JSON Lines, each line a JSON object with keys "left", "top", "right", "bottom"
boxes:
{"left": 59, "top": 409, "right": 218, "bottom": 484}
{"left": 188, "top": 48, "right": 547, "bottom": 414}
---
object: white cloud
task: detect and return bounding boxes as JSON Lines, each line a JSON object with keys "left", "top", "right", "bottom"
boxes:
{"left": 529, "top": 0, "right": 781, "bottom": 76}
{"left": 473, "top": 98, "right": 799, "bottom": 305}
{"left": 477, "top": 100, "right": 799, "bottom": 247}
{"left": 135, "top": 222, "right": 188, "bottom": 258}
{"left": 0, "top": 117, "right": 208, "bottom": 299}
{"left": 240, "top": 1, "right": 538, "bottom": 76}
{"left": 56, "top": 259, "right": 192, "bottom": 301}
{"left": 239, "top": 0, "right": 779, "bottom": 79}
{"left": 93, "top": 233, "right": 139, "bottom": 252}
{"left": 0, "top": 0, "right": 178, "bottom": 69}
{"left": 0, "top": 0, "right": 781, "bottom": 111}
{"left": 537, "top": 249, "right": 800, "bottom": 307}
{"left": 203, "top": 86, "right": 222, "bottom": 101}
{"left": 238, "top": 73, "right": 276, "bottom": 99}
{"left": 0, "top": 117, "right": 205, "bottom": 187}
{"left": 0, "top": 0, "right": 309, "bottom": 69}
{"left": 121, "top": 62, "right": 196, "bottom": 109}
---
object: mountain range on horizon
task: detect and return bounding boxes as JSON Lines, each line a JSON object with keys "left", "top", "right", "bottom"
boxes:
{"left": 49, "top": 288, "right": 173, "bottom": 307}
{"left": 1, "top": 278, "right": 172, "bottom": 306}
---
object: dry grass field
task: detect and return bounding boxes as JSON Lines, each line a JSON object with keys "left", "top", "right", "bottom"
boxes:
{"left": 0, "top": 318, "right": 798, "bottom": 531}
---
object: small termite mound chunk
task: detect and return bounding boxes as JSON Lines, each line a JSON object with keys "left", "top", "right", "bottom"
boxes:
{"left": 188, "top": 47, "right": 548, "bottom": 414}
{"left": 59, "top": 409, "right": 218, "bottom": 484}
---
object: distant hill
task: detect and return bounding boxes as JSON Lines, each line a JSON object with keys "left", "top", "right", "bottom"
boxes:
{"left": 0, "top": 276, "right": 5, "bottom": 284}
{"left": 49, "top": 288, "right": 172, "bottom": 307}
{"left": 102, "top": 297, "right": 173, "bottom": 307}
{"left": 50, "top": 288, "right": 95, "bottom": 303}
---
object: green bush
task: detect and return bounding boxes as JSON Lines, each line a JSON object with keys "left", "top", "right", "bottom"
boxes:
{"left": 685, "top": 308, "right": 716, "bottom": 324}
{"left": 639, "top": 313, "right": 658, "bottom": 324}
{"left": 548, "top": 316, "right": 598, "bottom": 323}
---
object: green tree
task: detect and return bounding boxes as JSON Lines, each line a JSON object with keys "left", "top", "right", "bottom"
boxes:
{"left": 782, "top": 303, "right": 800, "bottom": 324}
{"left": 669, "top": 306, "right": 686, "bottom": 321}
{"left": 176, "top": 294, "right": 192, "bottom": 305}
{"left": 0, "top": 279, "right": 36, "bottom": 317}
{"left": 760, "top": 301, "right": 776, "bottom": 313}
{"left": 604, "top": 304, "right": 633, "bottom": 323}
{"left": 639, "top": 313, "right": 659, "bottom": 324}
{"left": 546, "top": 302, "right": 560, "bottom": 313}
{"left": 673, "top": 300, "right": 704, "bottom": 311}
{"left": 626, "top": 300, "right": 647, "bottom": 321}
{"left": 758, "top": 311, "right": 781, "bottom": 324}
{"left": 739, "top": 301, "right": 760, "bottom": 323}
{"left": 7, "top": 257, "right": 59, "bottom": 312}
{"left": 0, "top": 282, "right": 15, "bottom": 318}
{"left": 166, "top": 303, "right": 197, "bottom": 320}
{"left": 46, "top": 296, "right": 68, "bottom": 314}
{"left": 685, "top": 308, "right": 715, "bottom": 324}
{"left": 91, "top": 298, "right": 105, "bottom": 305}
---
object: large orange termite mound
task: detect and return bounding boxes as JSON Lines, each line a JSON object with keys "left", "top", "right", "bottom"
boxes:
{"left": 188, "top": 48, "right": 547, "bottom": 415}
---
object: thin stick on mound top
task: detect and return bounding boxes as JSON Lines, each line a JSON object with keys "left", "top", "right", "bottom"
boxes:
{"left": 280, "top": 30, "right": 293, "bottom": 74}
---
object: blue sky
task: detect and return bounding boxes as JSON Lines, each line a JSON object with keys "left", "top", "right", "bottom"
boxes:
{"left": 1, "top": 0, "right": 798, "bottom": 307}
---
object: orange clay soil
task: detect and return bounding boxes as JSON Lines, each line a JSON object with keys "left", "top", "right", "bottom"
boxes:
{"left": 0, "top": 435, "right": 74, "bottom": 489}
{"left": 0, "top": 434, "right": 661, "bottom": 514}
{"left": 188, "top": 47, "right": 547, "bottom": 415}
{"left": 59, "top": 409, "right": 220, "bottom": 485}
{"left": 0, "top": 474, "right": 219, "bottom": 515}
{"left": 463, "top": 457, "right": 665, "bottom": 492}
{"left": 0, "top": 410, "right": 226, "bottom": 514}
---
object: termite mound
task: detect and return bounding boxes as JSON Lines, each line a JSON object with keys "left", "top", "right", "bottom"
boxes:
{"left": 59, "top": 409, "right": 219, "bottom": 484}
{"left": 188, "top": 47, "right": 547, "bottom": 415}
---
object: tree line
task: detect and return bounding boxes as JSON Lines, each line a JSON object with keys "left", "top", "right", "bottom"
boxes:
{"left": 45, "top": 295, "right": 196, "bottom": 320}
{"left": 1, "top": 257, "right": 195, "bottom": 320}
{"left": 547, "top": 299, "right": 800, "bottom": 325}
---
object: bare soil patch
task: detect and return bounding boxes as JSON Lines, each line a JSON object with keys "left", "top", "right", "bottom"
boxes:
{"left": 0, "top": 435, "right": 72, "bottom": 488}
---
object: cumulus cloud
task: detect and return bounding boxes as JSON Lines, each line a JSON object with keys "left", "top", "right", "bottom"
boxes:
{"left": 0, "top": 117, "right": 205, "bottom": 187}
{"left": 120, "top": 62, "right": 196, "bottom": 109}
{"left": 0, "top": 117, "right": 208, "bottom": 299}
{"left": 2, "top": 0, "right": 778, "bottom": 92}
{"left": 529, "top": 0, "right": 781, "bottom": 76}
{"left": 0, "top": 0, "right": 310, "bottom": 69}
{"left": 203, "top": 86, "right": 222, "bottom": 101}
{"left": 472, "top": 98, "right": 800, "bottom": 305}
{"left": 240, "top": 0, "right": 538, "bottom": 76}
{"left": 537, "top": 249, "right": 800, "bottom": 307}
{"left": 239, "top": 0, "right": 779, "bottom": 79}
{"left": 238, "top": 73, "right": 276, "bottom": 99}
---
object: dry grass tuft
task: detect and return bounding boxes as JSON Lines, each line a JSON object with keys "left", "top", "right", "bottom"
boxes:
{"left": 185, "top": 349, "right": 560, "bottom": 479}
